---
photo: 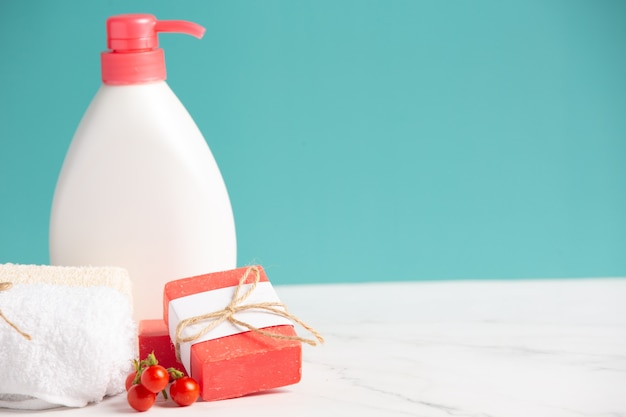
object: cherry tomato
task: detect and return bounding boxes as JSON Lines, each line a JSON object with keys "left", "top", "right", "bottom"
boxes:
{"left": 127, "top": 384, "right": 156, "bottom": 412}
{"left": 169, "top": 376, "right": 200, "bottom": 406}
{"left": 140, "top": 365, "right": 169, "bottom": 394}
{"left": 125, "top": 371, "right": 137, "bottom": 391}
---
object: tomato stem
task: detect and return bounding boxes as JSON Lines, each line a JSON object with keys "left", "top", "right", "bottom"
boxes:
{"left": 167, "top": 367, "right": 185, "bottom": 380}
{"left": 146, "top": 351, "right": 159, "bottom": 366}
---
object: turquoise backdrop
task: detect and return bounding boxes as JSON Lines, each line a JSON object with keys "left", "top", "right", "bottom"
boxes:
{"left": 1, "top": 1, "right": 625, "bottom": 285}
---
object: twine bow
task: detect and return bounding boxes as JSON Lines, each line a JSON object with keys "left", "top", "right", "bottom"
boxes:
{"left": 174, "top": 266, "right": 324, "bottom": 362}
{"left": 0, "top": 282, "right": 31, "bottom": 340}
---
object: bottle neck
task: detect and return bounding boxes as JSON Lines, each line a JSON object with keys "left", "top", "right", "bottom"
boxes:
{"left": 101, "top": 49, "right": 166, "bottom": 85}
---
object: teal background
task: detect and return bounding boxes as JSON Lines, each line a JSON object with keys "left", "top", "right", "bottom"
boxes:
{"left": 1, "top": 1, "right": 625, "bottom": 285}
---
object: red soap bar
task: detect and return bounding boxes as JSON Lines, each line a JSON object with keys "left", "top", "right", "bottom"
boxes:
{"left": 163, "top": 266, "right": 302, "bottom": 401}
{"left": 138, "top": 319, "right": 185, "bottom": 374}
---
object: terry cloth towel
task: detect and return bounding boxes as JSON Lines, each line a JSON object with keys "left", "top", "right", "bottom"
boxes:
{"left": 0, "top": 263, "right": 137, "bottom": 409}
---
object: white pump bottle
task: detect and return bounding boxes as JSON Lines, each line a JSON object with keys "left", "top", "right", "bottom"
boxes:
{"left": 49, "top": 14, "right": 237, "bottom": 320}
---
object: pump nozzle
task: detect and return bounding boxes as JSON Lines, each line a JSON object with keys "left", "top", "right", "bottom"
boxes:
{"left": 101, "top": 14, "right": 205, "bottom": 85}
{"left": 155, "top": 19, "right": 205, "bottom": 39}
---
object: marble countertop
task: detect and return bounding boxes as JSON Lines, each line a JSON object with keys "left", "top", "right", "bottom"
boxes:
{"left": 7, "top": 277, "right": 626, "bottom": 416}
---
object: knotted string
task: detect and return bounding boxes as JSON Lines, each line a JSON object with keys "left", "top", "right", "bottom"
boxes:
{"left": 174, "top": 266, "right": 324, "bottom": 362}
{"left": 0, "top": 282, "right": 32, "bottom": 340}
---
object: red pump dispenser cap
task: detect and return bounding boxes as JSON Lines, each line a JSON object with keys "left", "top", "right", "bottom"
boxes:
{"left": 101, "top": 14, "right": 205, "bottom": 85}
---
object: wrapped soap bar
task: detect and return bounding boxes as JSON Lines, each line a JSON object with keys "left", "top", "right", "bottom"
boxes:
{"left": 163, "top": 265, "right": 323, "bottom": 401}
{"left": 138, "top": 320, "right": 185, "bottom": 374}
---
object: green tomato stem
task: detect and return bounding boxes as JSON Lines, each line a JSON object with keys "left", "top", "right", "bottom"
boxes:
{"left": 167, "top": 367, "right": 185, "bottom": 380}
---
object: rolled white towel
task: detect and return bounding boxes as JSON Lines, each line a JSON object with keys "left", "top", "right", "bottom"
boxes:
{"left": 0, "top": 263, "right": 137, "bottom": 409}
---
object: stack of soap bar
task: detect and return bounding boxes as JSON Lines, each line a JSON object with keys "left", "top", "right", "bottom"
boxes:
{"left": 138, "top": 319, "right": 185, "bottom": 374}
{"left": 163, "top": 266, "right": 302, "bottom": 401}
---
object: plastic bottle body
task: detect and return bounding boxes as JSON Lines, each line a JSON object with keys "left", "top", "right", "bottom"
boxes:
{"left": 50, "top": 82, "right": 237, "bottom": 320}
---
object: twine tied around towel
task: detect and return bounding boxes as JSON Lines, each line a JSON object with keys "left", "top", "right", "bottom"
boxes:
{"left": 174, "top": 266, "right": 324, "bottom": 362}
{"left": 0, "top": 282, "right": 31, "bottom": 340}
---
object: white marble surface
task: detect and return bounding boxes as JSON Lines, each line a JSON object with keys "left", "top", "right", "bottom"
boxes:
{"left": 4, "top": 278, "right": 625, "bottom": 416}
